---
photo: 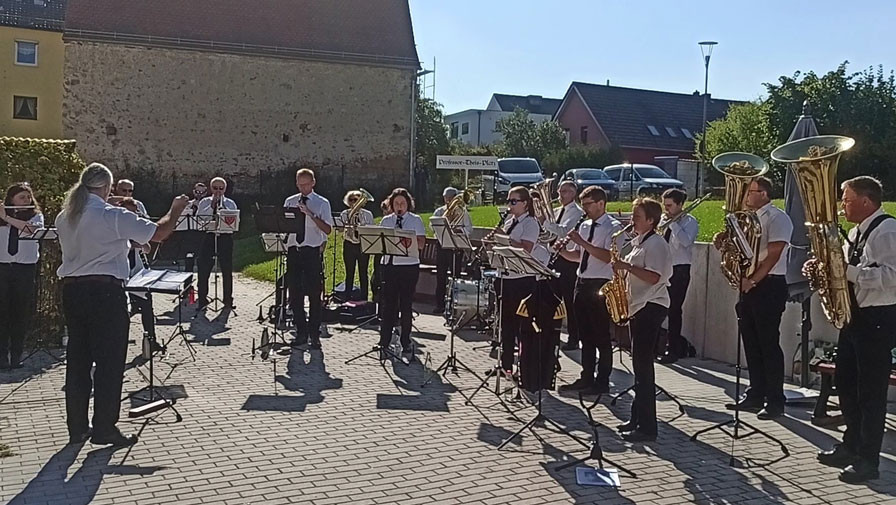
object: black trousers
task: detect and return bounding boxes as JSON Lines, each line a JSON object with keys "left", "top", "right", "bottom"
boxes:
{"left": 574, "top": 278, "right": 612, "bottom": 386}
{"left": 519, "top": 279, "right": 561, "bottom": 392}
{"left": 379, "top": 264, "right": 419, "bottom": 348}
{"left": 342, "top": 241, "right": 369, "bottom": 300}
{"left": 197, "top": 233, "right": 234, "bottom": 304}
{"left": 737, "top": 275, "right": 788, "bottom": 407}
{"left": 498, "top": 276, "right": 536, "bottom": 372}
{"left": 0, "top": 263, "right": 36, "bottom": 363}
{"left": 435, "top": 245, "right": 464, "bottom": 309}
{"left": 287, "top": 246, "right": 323, "bottom": 339}
{"left": 63, "top": 281, "right": 130, "bottom": 438}
{"left": 661, "top": 264, "right": 690, "bottom": 356}
{"left": 371, "top": 254, "right": 384, "bottom": 303}
{"left": 629, "top": 302, "right": 668, "bottom": 436}
{"left": 836, "top": 304, "right": 896, "bottom": 467}
{"left": 552, "top": 257, "right": 580, "bottom": 346}
{"left": 129, "top": 293, "right": 155, "bottom": 338}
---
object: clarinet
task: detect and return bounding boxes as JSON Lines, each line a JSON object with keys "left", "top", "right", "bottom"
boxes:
{"left": 548, "top": 213, "right": 589, "bottom": 265}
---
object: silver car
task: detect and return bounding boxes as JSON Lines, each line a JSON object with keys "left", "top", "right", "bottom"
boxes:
{"left": 602, "top": 163, "right": 683, "bottom": 200}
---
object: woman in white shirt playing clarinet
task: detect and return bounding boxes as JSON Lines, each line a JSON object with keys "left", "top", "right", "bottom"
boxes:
{"left": 611, "top": 198, "right": 672, "bottom": 443}
{"left": 0, "top": 183, "right": 44, "bottom": 369}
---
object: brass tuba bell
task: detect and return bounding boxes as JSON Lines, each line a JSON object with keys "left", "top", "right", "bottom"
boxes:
{"left": 712, "top": 152, "right": 768, "bottom": 289}
{"left": 771, "top": 135, "right": 855, "bottom": 328}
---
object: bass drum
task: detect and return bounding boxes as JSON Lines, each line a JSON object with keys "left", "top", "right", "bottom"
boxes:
{"left": 448, "top": 279, "right": 491, "bottom": 327}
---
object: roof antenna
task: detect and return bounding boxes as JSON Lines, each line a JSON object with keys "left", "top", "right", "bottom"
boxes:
{"left": 606, "top": 79, "right": 610, "bottom": 86}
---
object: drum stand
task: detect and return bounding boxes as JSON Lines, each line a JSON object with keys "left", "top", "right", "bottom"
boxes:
{"left": 422, "top": 311, "right": 481, "bottom": 387}
{"left": 689, "top": 292, "right": 789, "bottom": 466}
{"left": 555, "top": 393, "right": 637, "bottom": 478}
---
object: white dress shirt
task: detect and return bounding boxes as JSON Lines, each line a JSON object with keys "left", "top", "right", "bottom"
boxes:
{"left": 575, "top": 212, "right": 622, "bottom": 280}
{"left": 135, "top": 199, "right": 148, "bottom": 218}
{"left": 498, "top": 214, "right": 541, "bottom": 279}
{"left": 0, "top": 213, "right": 44, "bottom": 264}
{"left": 625, "top": 231, "right": 672, "bottom": 314}
{"left": 433, "top": 205, "right": 474, "bottom": 236}
{"left": 339, "top": 208, "right": 374, "bottom": 243}
{"left": 56, "top": 194, "right": 157, "bottom": 280}
{"left": 380, "top": 212, "right": 425, "bottom": 266}
{"left": 550, "top": 202, "right": 585, "bottom": 252}
{"left": 844, "top": 208, "right": 896, "bottom": 308}
{"left": 196, "top": 196, "right": 239, "bottom": 235}
{"left": 284, "top": 191, "right": 333, "bottom": 248}
{"left": 756, "top": 202, "right": 793, "bottom": 276}
{"left": 659, "top": 213, "right": 698, "bottom": 266}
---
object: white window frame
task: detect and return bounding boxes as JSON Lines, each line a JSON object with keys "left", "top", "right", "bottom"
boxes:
{"left": 15, "top": 40, "right": 39, "bottom": 66}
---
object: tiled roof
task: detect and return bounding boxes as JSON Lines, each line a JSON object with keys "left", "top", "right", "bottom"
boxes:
{"left": 63, "top": 0, "right": 419, "bottom": 68}
{"left": 491, "top": 94, "right": 562, "bottom": 116}
{"left": 566, "top": 82, "right": 743, "bottom": 152}
{"left": 0, "top": 0, "right": 67, "bottom": 31}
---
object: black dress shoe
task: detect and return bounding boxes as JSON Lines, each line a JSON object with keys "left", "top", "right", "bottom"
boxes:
{"left": 621, "top": 430, "right": 656, "bottom": 442}
{"left": 616, "top": 421, "right": 636, "bottom": 432}
{"left": 818, "top": 444, "right": 858, "bottom": 468}
{"left": 757, "top": 405, "right": 784, "bottom": 420}
{"left": 68, "top": 429, "right": 92, "bottom": 445}
{"left": 561, "top": 342, "right": 579, "bottom": 351}
{"left": 0, "top": 355, "right": 9, "bottom": 369}
{"left": 839, "top": 459, "right": 879, "bottom": 484}
{"left": 656, "top": 353, "right": 679, "bottom": 364}
{"left": 91, "top": 430, "right": 138, "bottom": 447}
{"left": 558, "top": 378, "right": 592, "bottom": 392}
{"left": 582, "top": 382, "right": 609, "bottom": 396}
{"left": 725, "top": 397, "right": 764, "bottom": 412}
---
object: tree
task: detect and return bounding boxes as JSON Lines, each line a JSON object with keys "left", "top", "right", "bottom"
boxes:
{"left": 494, "top": 107, "right": 567, "bottom": 162}
{"left": 415, "top": 96, "right": 450, "bottom": 173}
{"left": 696, "top": 101, "right": 779, "bottom": 184}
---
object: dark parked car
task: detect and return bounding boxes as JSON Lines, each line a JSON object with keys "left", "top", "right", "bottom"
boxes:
{"left": 561, "top": 168, "right": 619, "bottom": 200}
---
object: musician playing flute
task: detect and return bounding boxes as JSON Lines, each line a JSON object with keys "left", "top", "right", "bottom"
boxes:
{"left": 0, "top": 183, "right": 43, "bottom": 370}
{"left": 656, "top": 188, "right": 699, "bottom": 364}
{"left": 612, "top": 198, "right": 672, "bottom": 442}
{"left": 377, "top": 188, "right": 425, "bottom": 361}
{"left": 340, "top": 190, "right": 374, "bottom": 301}
{"left": 196, "top": 177, "right": 239, "bottom": 311}
{"left": 813, "top": 176, "right": 896, "bottom": 483}
{"left": 557, "top": 186, "right": 620, "bottom": 396}
{"left": 57, "top": 163, "right": 188, "bottom": 447}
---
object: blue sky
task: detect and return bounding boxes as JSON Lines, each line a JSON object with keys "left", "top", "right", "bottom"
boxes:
{"left": 408, "top": 0, "right": 894, "bottom": 114}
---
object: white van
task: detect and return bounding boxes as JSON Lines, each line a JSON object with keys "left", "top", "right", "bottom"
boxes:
{"left": 494, "top": 157, "right": 545, "bottom": 198}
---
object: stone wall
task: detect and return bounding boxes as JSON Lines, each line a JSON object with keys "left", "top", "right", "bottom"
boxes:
{"left": 62, "top": 41, "right": 415, "bottom": 214}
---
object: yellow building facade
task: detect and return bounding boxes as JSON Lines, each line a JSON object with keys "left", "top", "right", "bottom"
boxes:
{"left": 0, "top": 26, "right": 64, "bottom": 138}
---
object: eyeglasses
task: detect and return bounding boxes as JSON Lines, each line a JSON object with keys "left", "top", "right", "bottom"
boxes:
{"left": 508, "top": 199, "right": 523, "bottom": 206}
{"left": 211, "top": 186, "right": 225, "bottom": 191}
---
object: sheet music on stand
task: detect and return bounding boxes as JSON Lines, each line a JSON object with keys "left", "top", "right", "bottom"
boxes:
{"left": 254, "top": 205, "right": 305, "bottom": 243}
{"left": 126, "top": 269, "right": 194, "bottom": 295}
{"left": 430, "top": 216, "right": 472, "bottom": 251}
{"left": 358, "top": 225, "right": 417, "bottom": 258}
{"left": 175, "top": 214, "right": 207, "bottom": 232}
{"left": 21, "top": 227, "right": 58, "bottom": 241}
{"left": 333, "top": 214, "right": 346, "bottom": 230}
{"left": 490, "top": 245, "right": 559, "bottom": 279}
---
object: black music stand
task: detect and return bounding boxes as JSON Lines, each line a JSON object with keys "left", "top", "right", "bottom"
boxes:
{"left": 254, "top": 206, "right": 305, "bottom": 354}
{"left": 431, "top": 216, "right": 484, "bottom": 330}
{"left": 325, "top": 213, "right": 343, "bottom": 304}
{"left": 344, "top": 225, "right": 415, "bottom": 366}
{"left": 19, "top": 228, "right": 63, "bottom": 365}
{"left": 488, "top": 247, "right": 589, "bottom": 451}
{"left": 555, "top": 393, "right": 637, "bottom": 479}
{"left": 127, "top": 270, "right": 195, "bottom": 362}
{"left": 153, "top": 215, "right": 206, "bottom": 269}
{"left": 422, "top": 310, "right": 482, "bottom": 387}
{"left": 126, "top": 328, "right": 182, "bottom": 422}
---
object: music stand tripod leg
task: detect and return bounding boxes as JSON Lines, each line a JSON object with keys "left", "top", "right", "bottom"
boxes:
{"left": 554, "top": 394, "right": 638, "bottom": 478}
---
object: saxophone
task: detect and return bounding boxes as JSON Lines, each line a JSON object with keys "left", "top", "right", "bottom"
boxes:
{"left": 345, "top": 188, "right": 373, "bottom": 242}
{"left": 600, "top": 223, "right": 634, "bottom": 325}
{"left": 712, "top": 153, "right": 768, "bottom": 289}
{"left": 771, "top": 135, "right": 855, "bottom": 328}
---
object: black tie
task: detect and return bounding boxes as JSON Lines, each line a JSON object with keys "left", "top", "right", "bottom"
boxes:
{"left": 579, "top": 221, "right": 598, "bottom": 272}
{"left": 557, "top": 207, "right": 565, "bottom": 222}
{"left": 7, "top": 226, "right": 19, "bottom": 256}
{"left": 128, "top": 248, "right": 137, "bottom": 270}
{"left": 663, "top": 226, "right": 672, "bottom": 242}
{"left": 396, "top": 215, "right": 404, "bottom": 229}
{"left": 505, "top": 219, "right": 519, "bottom": 235}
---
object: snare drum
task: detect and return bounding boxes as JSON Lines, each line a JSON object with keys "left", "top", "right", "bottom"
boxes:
{"left": 449, "top": 279, "right": 490, "bottom": 325}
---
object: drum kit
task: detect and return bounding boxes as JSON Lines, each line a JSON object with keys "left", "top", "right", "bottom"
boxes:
{"left": 443, "top": 267, "right": 497, "bottom": 330}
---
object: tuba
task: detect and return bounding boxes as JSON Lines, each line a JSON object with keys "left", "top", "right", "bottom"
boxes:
{"left": 712, "top": 153, "right": 768, "bottom": 289}
{"left": 771, "top": 135, "right": 855, "bottom": 328}
{"left": 444, "top": 188, "right": 475, "bottom": 230}
{"left": 345, "top": 188, "right": 374, "bottom": 242}
{"left": 531, "top": 177, "right": 559, "bottom": 243}
{"left": 600, "top": 223, "right": 634, "bottom": 325}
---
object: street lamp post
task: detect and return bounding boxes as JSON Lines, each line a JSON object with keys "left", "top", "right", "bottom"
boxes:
{"left": 698, "top": 41, "right": 718, "bottom": 196}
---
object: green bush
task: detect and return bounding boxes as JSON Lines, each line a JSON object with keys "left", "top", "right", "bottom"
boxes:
{"left": 0, "top": 137, "right": 85, "bottom": 346}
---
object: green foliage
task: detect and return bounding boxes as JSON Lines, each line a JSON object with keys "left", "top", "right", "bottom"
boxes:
{"left": 448, "top": 139, "right": 500, "bottom": 157}
{"left": 541, "top": 145, "right": 625, "bottom": 175}
{"left": 494, "top": 107, "right": 567, "bottom": 162}
{"left": 0, "top": 137, "right": 85, "bottom": 346}
{"left": 415, "top": 96, "right": 450, "bottom": 172}
{"left": 696, "top": 101, "right": 779, "bottom": 185}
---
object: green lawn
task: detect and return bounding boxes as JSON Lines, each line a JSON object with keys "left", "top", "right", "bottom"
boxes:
{"left": 236, "top": 200, "right": 896, "bottom": 286}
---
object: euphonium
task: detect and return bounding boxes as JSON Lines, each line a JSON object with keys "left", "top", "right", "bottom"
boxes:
{"left": 531, "top": 178, "right": 559, "bottom": 243}
{"left": 771, "top": 135, "right": 855, "bottom": 328}
{"left": 600, "top": 223, "right": 634, "bottom": 325}
{"left": 444, "top": 188, "right": 475, "bottom": 229}
{"left": 346, "top": 188, "right": 373, "bottom": 242}
{"left": 712, "top": 153, "right": 768, "bottom": 289}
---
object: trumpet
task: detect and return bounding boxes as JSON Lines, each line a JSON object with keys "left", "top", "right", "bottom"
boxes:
{"left": 656, "top": 191, "right": 712, "bottom": 236}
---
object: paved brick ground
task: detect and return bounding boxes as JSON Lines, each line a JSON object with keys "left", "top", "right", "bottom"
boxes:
{"left": 2, "top": 274, "right": 896, "bottom": 504}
